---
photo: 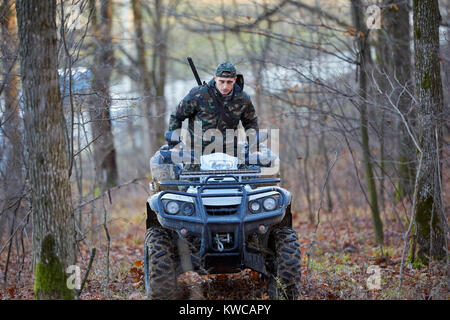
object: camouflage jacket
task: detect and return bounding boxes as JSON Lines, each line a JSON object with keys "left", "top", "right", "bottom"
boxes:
{"left": 168, "top": 78, "right": 259, "bottom": 139}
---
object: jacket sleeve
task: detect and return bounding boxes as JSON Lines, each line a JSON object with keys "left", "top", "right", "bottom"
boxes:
{"left": 168, "top": 89, "right": 198, "bottom": 131}
{"left": 241, "top": 94, "right": 259, "bottom": 131}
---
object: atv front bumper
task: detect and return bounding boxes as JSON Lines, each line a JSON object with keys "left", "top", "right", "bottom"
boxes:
{"left": 148, "top": 183, "right": 291, "bottom": 273}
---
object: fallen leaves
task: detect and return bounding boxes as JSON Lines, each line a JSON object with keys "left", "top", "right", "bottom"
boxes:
{"left": 343, "top": 242, "right": 358, "bottom": 254}
{"left": 7, "top": 287, "right": 15, "bottom": 298}
{"left": 374, "top": 256, "right": 388, "bottom": 268}
{"left": 1, "top": 188, "right": 448, "bottom": 300}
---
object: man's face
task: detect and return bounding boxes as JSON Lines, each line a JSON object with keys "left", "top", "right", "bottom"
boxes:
{"left": 214, "top": 75, "right": 236, "bottom": 95}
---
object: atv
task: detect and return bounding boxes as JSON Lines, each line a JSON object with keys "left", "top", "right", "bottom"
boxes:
{"left": 144, "top": 131, "right": 302, "bottom": 300}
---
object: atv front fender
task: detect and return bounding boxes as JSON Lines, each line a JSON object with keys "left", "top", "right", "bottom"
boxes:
{"left": 146, "top": 195, "right": 161, "bottom": 228}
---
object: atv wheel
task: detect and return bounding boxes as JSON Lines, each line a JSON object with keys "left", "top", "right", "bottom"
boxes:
{"left": 267, "top": 227, "right": 302, "bottom": 300}
{"left": 144, "top": 227, "right": 177, "bottom": 299}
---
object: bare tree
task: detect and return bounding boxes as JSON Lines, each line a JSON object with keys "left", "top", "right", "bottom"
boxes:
{"left": 89, "top": 0, "right": 118, "bottom": 191}
{"left": 0, "top": 0, "right": 24, "bottom": 243}
{"left": 124, "top": 0, "right": 179, "bottom": 155}
{"left": 410, "top": 0, "right": 446, "bottom": 265}
{"left": 131, "top": 0, "right": 156, "bottom": 155}
{"left": 16, "top": 0, "right": 76, "bottom": 299}
{"left": 351, "top": 0, "right": 384, "bottom": 245}
{"left": 149, "top": 0, "right": 170, "bottom": 149}
{"left": 381, "top": 0, "right": 415, "bottom": 200}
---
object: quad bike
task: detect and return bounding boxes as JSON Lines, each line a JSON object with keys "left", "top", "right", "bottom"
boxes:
{"left": 144, "top": 131, "right": 302, "bottom": 300}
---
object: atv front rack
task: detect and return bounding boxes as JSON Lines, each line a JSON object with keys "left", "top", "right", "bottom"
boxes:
{"left": 179, "top": 169, "right": 263, "bottom": 182}
{"left": 180, "top": 169, "right": 260, "bottom": 176}
{"left": 159, "top": 176, "right": 280, "bottom": 187}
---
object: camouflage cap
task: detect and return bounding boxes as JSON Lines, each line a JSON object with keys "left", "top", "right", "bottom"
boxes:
{"left": 215, "top": 62, "right": 236, "bottom": 78}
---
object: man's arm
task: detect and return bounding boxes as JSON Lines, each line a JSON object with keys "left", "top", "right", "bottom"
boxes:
{"left": 168, "top": 90, "right": 198, "bottom": 131}
{"left": 241, "top": 95, "right": 259, "bottom": 131}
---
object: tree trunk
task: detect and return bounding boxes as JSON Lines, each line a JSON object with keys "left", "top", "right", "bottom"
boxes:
{"left": 319, "top": 128, "right": 333, "bottom": 213}
{"left": 132, "top": 0, "right": 169, "bottom": 154}
{"left": 16, "top": 0, "right": 76, "bottom": 299}
{"left": 382, "top": 0, "right": 415, "bottom": 200}
{"left": 89, "top": 0, "right": 118, "bottom": 191}
{"left": 131, "top": 0, "right": 157, "bottom": 154}
{"left": 351, "top": 0, "right": 384, "bottom": 245}
{"left": 303, "top": 70, "right": 313, "bottom": 223}
{"left": 410, "top": 0, "right": 445, "bottom": 264}
{"left": 151, "top": 0, "right": 168, "bottom": 150}
{"left": 1, "top": 0, "right": 24, "bottom": 239}
{"left": 374, "top": 13, "right": 389, "bottom": 211}
{"left": 303, "top": 122, "right": 314, "bottom": 223}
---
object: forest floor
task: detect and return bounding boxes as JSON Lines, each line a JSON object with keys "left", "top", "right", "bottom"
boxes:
{"left": 0, "top": 183, "right": 448, "bottom": 300}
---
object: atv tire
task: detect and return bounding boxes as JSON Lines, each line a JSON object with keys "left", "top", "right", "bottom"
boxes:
{"left": 267, "top": 227, "right": 302, "bottom": 300}
{"left": 144, "top": 227, "right": 177, "bottom": 299}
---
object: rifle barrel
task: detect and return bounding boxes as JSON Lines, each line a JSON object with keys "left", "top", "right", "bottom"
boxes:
{"left": 187, "top": 57, "right": 202, "bottom": 86}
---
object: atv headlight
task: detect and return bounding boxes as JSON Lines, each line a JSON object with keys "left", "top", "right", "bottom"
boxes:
{"left": 263, "top": 197, "right": 277, "bottom": 211}
{"left": 249, "top": 200, "right": 261, "bottom": 213}
{"left": 181, "top": 202, "right": 194, "bottom": 216}
{"left": 165, "top": 201, "right": 180, "bottom": 214}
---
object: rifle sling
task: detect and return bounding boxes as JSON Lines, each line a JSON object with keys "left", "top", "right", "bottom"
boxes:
{"left": 207, "top": 86, "right": 234, "bottom": 131}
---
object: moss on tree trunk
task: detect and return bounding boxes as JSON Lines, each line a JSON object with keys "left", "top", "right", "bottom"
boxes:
{"left": 34, "top": 235, "right": 73, "bottom": 300}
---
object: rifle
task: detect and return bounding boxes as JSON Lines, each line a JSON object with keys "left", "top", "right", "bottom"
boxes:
{"left": 187, "top": 57, "right": 203, "bottom": 86}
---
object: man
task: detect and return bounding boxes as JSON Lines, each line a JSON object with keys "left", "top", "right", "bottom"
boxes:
{"left": 168, "top": 62, "right": 259, "bottom": 154}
